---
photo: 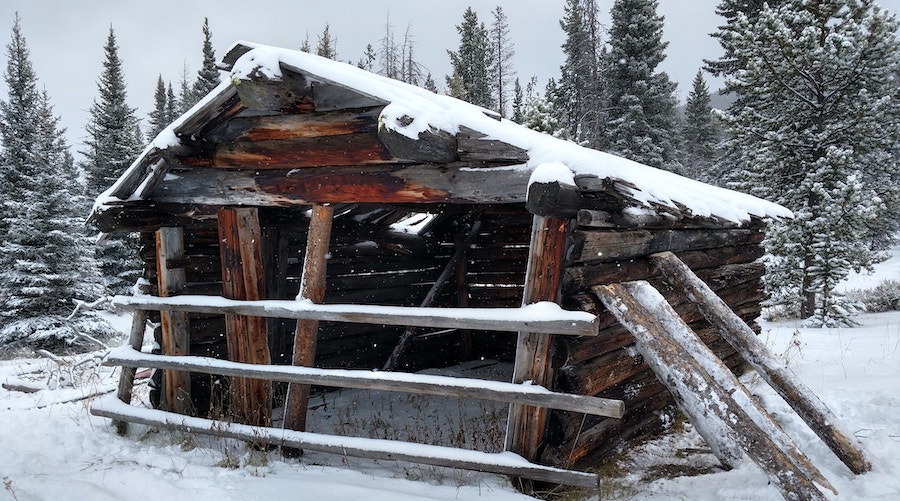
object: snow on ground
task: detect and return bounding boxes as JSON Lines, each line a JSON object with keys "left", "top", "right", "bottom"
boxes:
{"left": 1, "top": 251, "right": 899, "bottom": 500}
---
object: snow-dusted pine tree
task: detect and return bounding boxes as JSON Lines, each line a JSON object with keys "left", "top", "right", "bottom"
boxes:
{"left": 724, "top": 0, "right": 900, "bottom": 326}
{"left": 680, "top": 70, "right": 722, "bottom": 182}
{"left": 446, "top": 7, "right": 494, "bottom": 109}
{"left": 557, "top": 0, "right": 603, "bottom": 147}
{"left": 601, "top": 0, "right": 679, "bottom": 170}
{"left": 521, "top": 77, "right": 567, "bottom": 139}
{"left": 147, "top": 75, "right": 169, "bottom": 139}
{"left": 315, "top": 23, "right": 338, "bottom": 60}
{"left": 511, "top": 77, "right": 524, "bottom": 124}
{"left": 80, "top": 27, "right": 144, "bottom": 296}
{"left": 191, "top": 17, "right": 220, "bottom": 102}
{"left": 489, "top": 6, "right": 515, "bottom": 118}
{"left": 0, "top": 17, "right": 114, "bottom": 351}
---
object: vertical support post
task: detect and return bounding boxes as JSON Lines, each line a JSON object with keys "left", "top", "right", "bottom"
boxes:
{"left": 156, "top": 226, "right": 192, "bottom": 415}
{"left": 113, "top": 308, "right": 149, "bottom": 434}
{"left": 505, "top": 215, "right": 570, "bottom": 464}
{"left": 217, "top": 207, "right": 271, "bottom": 426}
{"left": 283, "top": 204, "right": 334, "bottom": 447}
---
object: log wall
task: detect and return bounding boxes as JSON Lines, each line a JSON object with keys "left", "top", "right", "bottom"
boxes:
{"left": 544, "top": 220, "right": 767, "bottom": 468}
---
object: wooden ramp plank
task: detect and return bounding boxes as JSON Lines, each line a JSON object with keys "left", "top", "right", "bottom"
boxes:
{"left": 90, "top": 396, "right": 600, "bottom": 490}
{"left": 595, "top": 281, "right": 828, "bottom": 501}
{"left": 650, "top": 251, "right": 872, "bottom": 475}
{"left": 104, "top": 348, "right": 624, "bottom": 418}
{"left": 112, "top": 295, "right": 599, "bottom": 337}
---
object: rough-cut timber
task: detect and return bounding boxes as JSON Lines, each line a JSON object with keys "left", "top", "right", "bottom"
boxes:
{"left": 155, "top": 227, "right": 192, "bottom": 414}
{"left": 506, "top": 215, "right": 570, "bottom": 467}
{"left": 650, "top": 251, "right": 873, "bottom": 475}
{"left": 595, "top": 282, "right": 828, "bottom": 501}
{"left": 217, "top": 207, "right": 271, "bottom": 426}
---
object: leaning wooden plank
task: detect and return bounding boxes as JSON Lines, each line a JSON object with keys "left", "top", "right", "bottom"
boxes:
{"left": 111, "top": 296, "right": 599, "bottom": 337}
{"left": 650, "top": 251, "right": 873, "bottom": 475}
{"left": 91, "top": 395, "right": 600, "bottom": 490}
{"left": 104, "top": 347, "right": 624, "bottom": 418}
{"left": 113, "top": 308, "right": 149, "bottom": 434}
{"left": 594, "top": 282, "right": 827, "bottom": 501}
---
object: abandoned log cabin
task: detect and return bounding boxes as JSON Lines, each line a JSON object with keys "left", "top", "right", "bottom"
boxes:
{"left": 89, "top": 41, "right": 792, "bottom": 471}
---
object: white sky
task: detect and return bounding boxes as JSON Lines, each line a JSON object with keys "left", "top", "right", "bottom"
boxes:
{"left": 2, "top": 0, "right": 899, "bottom": 153}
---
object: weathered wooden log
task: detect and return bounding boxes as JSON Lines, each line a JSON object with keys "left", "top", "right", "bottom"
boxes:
{"left": 218, "top": 208, "right": 271, "bottom": 426}
{"left": 284, "top": 204, "right": 334, "bottom": 451}
{"left": 650, "top": 251, "right": 873, "bottom": 475}
{"left": 576, "top": 208, "right": 758, "bottom": 230}
{"left": 113, "top": 306, "right": 149, "bottom": 434}
{"left": 595, "top": 282, "right": 828, "bottom": 501}
{"left": 92, "top": 396, "right": 600, "bottom": 490}
{"left": 205, "top": 109, "right": 381, "bottom": 143}
{"left": 526, "top": 178, "right": 584, "bottom": 219}
{"left": 155, "top": 227, "right": 192, "bottom": 415}
{"left": 505, "top": 215, "right": 571, "bottom": 469}
{"left": 383, "top": 220, "right": 482, "bottom": 370}
{"left": 377, "top": 119, "right": 459, "bottom": 163}
{"left": 208, "top": 133, "right": 395, "bottom": 169}
{"left": 569, "top": 228, "right": 764, "bottom": 263}
{"left": 457, "top": 125, "right": 529, "bottom": 163}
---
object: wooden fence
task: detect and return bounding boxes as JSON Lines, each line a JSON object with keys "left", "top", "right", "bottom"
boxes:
{"left": 93, "top": 297, "right": 624, "bottom": 490}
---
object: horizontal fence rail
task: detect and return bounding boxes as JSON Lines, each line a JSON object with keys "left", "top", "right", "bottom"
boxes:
{"left": 111, "top": 295, "right": 600, "bottom": 337}
{"left": 105, "top": 347, "right": 624, "bottom": 418}
{"left": 91, "top": 396, "right": 601, "bottom": 489}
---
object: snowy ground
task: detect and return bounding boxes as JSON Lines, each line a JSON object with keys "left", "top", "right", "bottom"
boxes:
{"left": 1, "top": 253, "right": 899, "bottom": 500}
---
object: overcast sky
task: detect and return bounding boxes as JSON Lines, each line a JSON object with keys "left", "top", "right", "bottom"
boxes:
{"left": 3, "top": 0, "right": 900, "bottom": 152}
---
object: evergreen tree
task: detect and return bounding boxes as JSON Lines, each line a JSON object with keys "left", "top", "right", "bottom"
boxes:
{"left": 148, "top": 75, "right": 168, "bottom": 139}
{"left": 358, "top": 43, "right": 376, "bottom": 71}
{"left": 165, "top": 82, "right": 178, "bottom": 123}
{"left": 706, "top": 0, "right": 787, "bottom": 81}
{"left": 601, "top": 0, "right": 679, "bottom": 170}
{"left": 423, "top": 73, "right": 438, "bottom": 93}
{"left": 299, "top": 32, "right": 311, "bottom": 53}
{"left": 316, "top": 23, "right": 338, "bottom": 59}
{"left": 80, "top": 26, "right": 144, "bottom": 296}
{"left": 680, "top": 70, "right": 721, "bottom": 182}
{"left": 489, "top": 6, "right": 515, "bottom": 117}
{"left": 557, "top": 0, "right": 603, "bottom": 146}
{"left": 521, "top": 77, "right": 566, "bottom": 138}
{"left": 0, "top": 17, "right": 112, "bottom": 350}
{"left": 177, "top": 63, "right": 193, "bottom": 115}
{"left": 724, "top": 0, "right": 900, "bottom": 326}
{"left": 511, "top": 77, "right": 524, "bottom": 123}
{"left": 191, "top": 17, "right": 220, "bottom": 102}
{"left": 446, "top": 7, "right": 494, "bottom": 109}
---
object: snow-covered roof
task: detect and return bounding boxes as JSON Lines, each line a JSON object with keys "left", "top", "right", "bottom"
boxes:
{"left": 92, "top": 41, "right": 792, "bottom": 226}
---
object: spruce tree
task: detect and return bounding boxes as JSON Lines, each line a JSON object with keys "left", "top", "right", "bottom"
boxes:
{"left": 315, "top": 23, "right": 338, "bottom": 60}
{"left": 489, "top": 6, "right": 515, "bottom": 117}
{"left": 191, "top": 17, "right": 220, "bottom": 102}
{"left": 80, "top": 26, "right": 144, "bottom": 296}
{"left": 446, "top": 7, "right": 494, "bottom": 109}
{"left": 724, "top": 0, "right": 900, "bottom": 326}
{"left": 511, "top": 77, "right": 524, "bottom": 124}
{"left": 0, "top": 17, "right": 112, "bottom": 351}
{"left": 148, "top": 75, "right": 168, "bottom": 139}
{"left": 601, "top": 0, "right": 679, "bottom": 170}
{"left": 557, "top": 0, "right": 603, "bottom": 146}
{"left": 680, "top": 70, "right": 721, "bottom": 182}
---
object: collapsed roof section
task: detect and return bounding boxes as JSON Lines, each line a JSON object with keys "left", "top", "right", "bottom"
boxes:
{"left": 90, "top": 41, "right": 791, "bottom": 233}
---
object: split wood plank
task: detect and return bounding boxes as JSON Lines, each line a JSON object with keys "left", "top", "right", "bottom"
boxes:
{"left": 91, "top": 396, "right": 600, "bottom": 490}
{"left": 217, "top": 207, "right": 271, "bottom": 426}
{"left": 505, "top": 215, "right": 571, "bottom": 467}
{"left": 112, "top": 296, "right": 599, "bottom": 336}
{"left": 650, "top": 251, "right": 873, "bottom": 474}
{"left": 284, "top": 204, "right": 334, "bottom": 441}
{"left": 594, "top": 281, "right": 828, "bottom": 501}
{"left": 155, "top": 227, "right": 192, "bottom": 415}
{"left": 104, "top": 348, "right": 624, "bottom": 418}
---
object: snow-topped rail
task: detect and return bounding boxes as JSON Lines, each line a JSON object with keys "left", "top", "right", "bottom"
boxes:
{"left": 91, "top": 395, "right": 600, "bottom": 489}
{"left": 105, "top": 347, "right": 624, "bottom": 418}
{"left": 111, "top": 295, "right": 599, "bottom": 336}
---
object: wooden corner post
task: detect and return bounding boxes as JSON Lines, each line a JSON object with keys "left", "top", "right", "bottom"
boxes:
{"left": 156, "top": 226, "right": 192, "bottom": 415}
{"left": 505, "top": 213, "right": 570, "bottom": 466}
{"left": 217, "top": 207, "right": 271, "bottom": 426}
{"left": 283, "top": 204, "right": 334, "bottom": 452}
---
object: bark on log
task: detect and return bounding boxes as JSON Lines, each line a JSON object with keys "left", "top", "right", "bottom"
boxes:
{"left": 114, "top": 306, "right": 149, "bottom": 434}
{"left": 650, "top": 251, "right": 873, "bottom": 475}
{"left": 569, "top": 228, "right": 764, "bottom": 263}
{"left": 595, "top": 281, "right": 828, "bottom": 501}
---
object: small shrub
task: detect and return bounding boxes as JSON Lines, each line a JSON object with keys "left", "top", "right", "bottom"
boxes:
{"left": 845, "top": 279, "right": 900, "bottom": 312}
